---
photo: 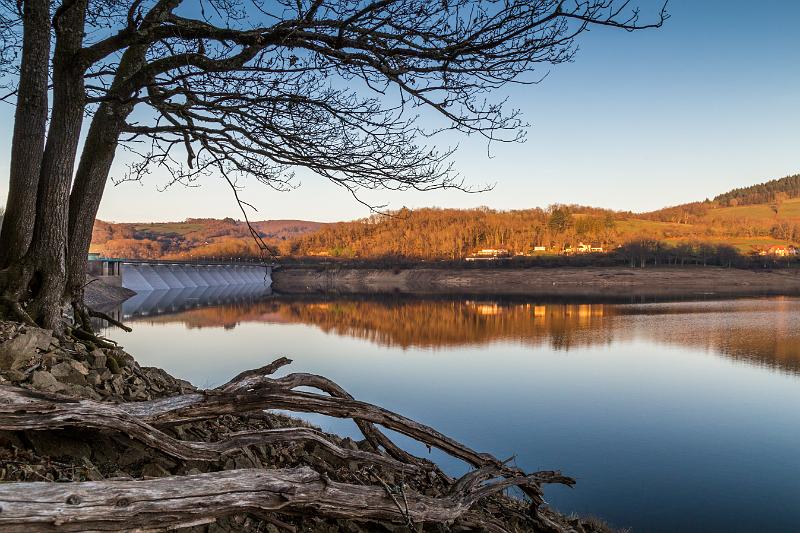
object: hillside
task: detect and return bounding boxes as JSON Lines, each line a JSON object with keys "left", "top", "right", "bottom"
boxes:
{"left": 90, "top": 218, "right": 323, "bottom": 259}
{"left": 90, "top": 173, "right": 800, "bottom": 260}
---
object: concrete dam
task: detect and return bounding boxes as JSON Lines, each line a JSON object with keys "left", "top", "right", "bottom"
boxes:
{"left": 88, "top": 258, "right": 272, "bottom": 292}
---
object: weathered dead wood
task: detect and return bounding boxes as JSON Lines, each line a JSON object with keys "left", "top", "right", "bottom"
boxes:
{"left": 0, "top": 358, "right": 575, "bottom": 491}
{"left": 161, "top": 359, "right": 574, "bottom": 505}
{"left": 0, "top": 466, "right": 544, "bottom": 532}
{"left": 0, "top": 387, "right": 414, "bottom": 471}
{"left": 122, "top": 366, "right": 504, "bottom": 471}
{"left": 0, "top": 382, "right": 570, "bottom": 487}
{"left": 0, "top": 359, "right": 577, "bottom": 530}
{"left": 216, "top": 356, "right": 294, "bottom": 391}
{"left": 218, "top": 357, "right": 417, "bottom": 464}
{"left": 128, "top": 370, "right": 573, "bottom": 496}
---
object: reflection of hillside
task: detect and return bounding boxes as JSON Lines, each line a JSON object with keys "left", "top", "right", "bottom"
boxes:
{"left": 129, "top": 297, "right": 800, "bottom": 374}
{"left": 624, "top": 298, "right": 800, "bottom": 374}
{"left": 276, "top": 301, "right": 620, "bottom": 351}
{"left": 138, "top": 301, "right": 286, "bottom": 330}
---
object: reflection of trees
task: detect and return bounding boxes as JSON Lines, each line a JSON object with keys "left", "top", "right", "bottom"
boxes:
{"left": 629, "top": 299, "right": 800, "bottom": 374}
{"left": 141, "top": 301, "right": 285, "bottom": 330}
{"left": 134, "top": 297, "right": 800, "bottom": 375}
{"left": 279, "top": 301, "right": 616, "bottom": 351}
{"left": 138, "top": 299, "right": 617, "bottom": 350}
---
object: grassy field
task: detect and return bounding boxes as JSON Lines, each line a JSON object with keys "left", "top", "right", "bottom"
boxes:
{"left": 611, "top": 197, "right": 800, "bottom": 253}
{"left": 699, "top": 197, "right": 800, "bottom": 224}
{"left": 132, "top": 222, "right": 209, "bottom": 235}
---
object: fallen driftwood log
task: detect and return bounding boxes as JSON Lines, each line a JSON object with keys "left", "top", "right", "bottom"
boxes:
{"left": 0, "top": 357, "right": 576, "bottom": 531}
{"left": 0, "top": 466, "right": 561, "bottom": 532}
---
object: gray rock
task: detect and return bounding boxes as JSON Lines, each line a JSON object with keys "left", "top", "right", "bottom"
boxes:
{"left": 0, "top": 328, "right": 53, "bottom": 370}
{"left": 88, "top": 350, "right": 107, "bottom": 370}
{"left": 86, "top": 371, "right": 102, "bottom": 387}
{"left": 50, "top": 362, "right": 72, "bottom": 378}
{"left": 50, "top": 362, "right": 88, "bottom": 386}
{"left": 109, "top": 375, "right": 125, "bottom": 395}
{"left": 69, "top": 360, "right": 91, "bottom": 376}
{"left": 3, "top": 369, "right": 26, "bottom": 383}
{"left": 63, "top": 384, "right": 102, "bottom": 400}
{"left": 118, "top": 446, "right": 151, "bottom": 468}
{"left": 141, "top": 462, "right": 171, "bottom": 478}
{"left": 31, "top": 371, "right": 64, "bottom": 393}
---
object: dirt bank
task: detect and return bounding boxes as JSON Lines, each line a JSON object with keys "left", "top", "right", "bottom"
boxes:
{"left": 84, "top": 278, "right": 136, "bottom": 310}
{"left": 272, "top": 266, "right": 800, "bottom": 299}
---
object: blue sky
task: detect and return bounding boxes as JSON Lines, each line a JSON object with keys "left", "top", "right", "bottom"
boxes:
{"left": 1, "top": 0, "right": 798, "bottom": 223}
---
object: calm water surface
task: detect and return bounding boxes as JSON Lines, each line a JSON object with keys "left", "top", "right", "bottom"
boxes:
{"left": 106, "top": 289, "right": 800, "bottom": 533}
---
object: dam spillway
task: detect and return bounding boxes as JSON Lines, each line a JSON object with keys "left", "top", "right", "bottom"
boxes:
{"left": 119, "top": 263, "right": 271, "bottom": 292}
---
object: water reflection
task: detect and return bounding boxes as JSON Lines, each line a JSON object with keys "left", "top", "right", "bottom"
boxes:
{"left": 110, "top": 293, "right": 800, "bottom": 533}
{"left": 119, "top": 295, "right": 800, "bottom": 375}
{"left": 114, "top": 283, "right": 271, "bottom": 320}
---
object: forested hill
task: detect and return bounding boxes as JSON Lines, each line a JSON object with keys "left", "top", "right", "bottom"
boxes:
{"left": 640, "top": 173, "right": 800, "bottom": 223}
{"left": 89, "top": 173, "right": 800, "bottom": 260}
{"left": 713, "top": 174, "right": 800, "bottom": 207}
{"left": 90, "top": 218, "right": 322, "bottom": 259}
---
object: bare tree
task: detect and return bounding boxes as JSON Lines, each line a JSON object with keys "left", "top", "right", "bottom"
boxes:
{"left": 0, "top": 0, "right": 667, "bottom": 330}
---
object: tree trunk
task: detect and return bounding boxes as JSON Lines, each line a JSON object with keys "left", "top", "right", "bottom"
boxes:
{"left": 23, "top": 0, "right": 88, "bottom": 328}
{"left": 0, "top": 0, "right": 50, "bottom": 269}
{"left": 66, "top": 45, "right": 147, "bottom": 305}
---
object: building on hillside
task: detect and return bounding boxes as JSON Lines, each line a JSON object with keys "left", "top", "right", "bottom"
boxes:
{"left": 532, "top": 246, "right": 547, "bottom": 253}
{"left": 768, "top": 245, "right": 791, "bottom": 257}
{"left": 576, "top": 242, "right": 605, "bottom": 253}
{"left": 757, "top": 245, "right": 799, "bottom": 257}
{"left": 465, "top": 248, "right": 511, "bottom": 261}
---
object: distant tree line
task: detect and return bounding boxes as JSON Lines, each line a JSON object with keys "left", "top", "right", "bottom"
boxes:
{"left": 283, "top": 206, "right": 621, "bottom": 260}
{"left": 280, "top": 239, "right": 799, "bottom": 271}
{"left": 638, "top": 201, "right": 712, "bottom": 224}
{"left": 714, "top": 174, "right": 800, "bottom": 207}
{"left": 615, "top": 240, "right": 742, "bottom": 268}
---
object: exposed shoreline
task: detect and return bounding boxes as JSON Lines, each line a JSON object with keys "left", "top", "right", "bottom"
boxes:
{"left": 272, "top": 265, "right": 800, "bottom": 299}
{"left": 84, "top": 278, "right": 136, "bottom": 310}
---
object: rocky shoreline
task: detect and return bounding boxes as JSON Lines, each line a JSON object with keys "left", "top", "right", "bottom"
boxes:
{"left": 0, "top": 321, "right": 612, "bottom": 532}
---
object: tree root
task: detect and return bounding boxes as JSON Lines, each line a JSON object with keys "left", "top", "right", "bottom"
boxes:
{"left": 87, "top": 306, "right": 132, "bottom": 332}
{"left": 0, "top": 359, "right": 576, "bottom": 531}
{"left": 67, "top": 326, "right": 117, "bottom": 349}
{"left": 218, "top": 357, "right": 418, "bottom": 464}
{"left": 0, "top": 392, "right": 416, "bottom": 471}
{"left": 0, "top": 296, "right": 37, "bottom": 327}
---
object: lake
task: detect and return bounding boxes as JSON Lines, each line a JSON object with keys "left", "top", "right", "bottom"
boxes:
{"left": 105, "top": 288, "right": 800, "bottom": 533}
